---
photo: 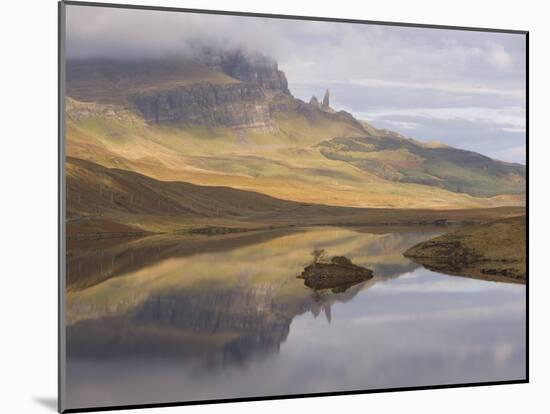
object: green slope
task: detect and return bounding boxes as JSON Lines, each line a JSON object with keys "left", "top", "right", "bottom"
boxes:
{"left": 66, "top": 156, "right": 525, "bottom": 235}
{"left": 318, "top": 134, "right": 525, "bottom": 197}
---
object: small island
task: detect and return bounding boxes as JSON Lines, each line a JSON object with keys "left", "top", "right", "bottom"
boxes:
{"left": 404, "top": 215, "right": 526, "bottom": 284}
{"left": 298, "top": 250, "right": 374, "bottom": 291}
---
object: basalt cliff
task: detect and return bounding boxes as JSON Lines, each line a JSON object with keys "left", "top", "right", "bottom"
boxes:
{"left": 66, "top": 50, "right": 294, "bottom": 133}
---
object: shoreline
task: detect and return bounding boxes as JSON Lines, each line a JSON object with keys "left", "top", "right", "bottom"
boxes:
{"left": 66, "top": 206, "right": 526, "bottom": 242}
{"left": 404, "top": 215, "right": 526, "bottom": 284}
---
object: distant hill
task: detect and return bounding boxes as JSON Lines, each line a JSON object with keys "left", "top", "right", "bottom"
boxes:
{"left": 318, "top": 134, "right": 525, "bottom": 197}
{"left": 66, "top": 157, "right": 524, "bottom": 236}
{"left": 65, "top": 49, "right": 525, "bottom": 207}
{"left": 66, "top": 156, "right": 299, "bottom": 220}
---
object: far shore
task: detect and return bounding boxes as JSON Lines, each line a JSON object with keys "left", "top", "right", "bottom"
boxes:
{"left": 66, "top": 205, "right": 526, "bottom": 242}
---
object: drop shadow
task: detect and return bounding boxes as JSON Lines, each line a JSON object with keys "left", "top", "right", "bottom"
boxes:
{"left": 33, "top": 397, "right": 57, "bottom": 412}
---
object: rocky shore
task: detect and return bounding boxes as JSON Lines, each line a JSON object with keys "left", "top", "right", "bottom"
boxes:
{"left": 298, "top": 256, "right": 373, "bottom": 290}
{"left": 404, "top": 215, "right": 526, "bottom": 283}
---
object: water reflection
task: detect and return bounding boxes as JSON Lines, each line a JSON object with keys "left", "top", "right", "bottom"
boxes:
{"left": 65, "top": 227, "right": 525, "bottom": 409}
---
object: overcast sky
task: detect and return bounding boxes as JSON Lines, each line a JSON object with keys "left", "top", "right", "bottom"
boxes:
{"left": 66, "top": 5, "right": 526, "bottom": 164}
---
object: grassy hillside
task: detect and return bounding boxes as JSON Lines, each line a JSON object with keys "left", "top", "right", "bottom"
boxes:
{"left": 67, "top": 156, "right": 299, "bottom": 219}
{"left": 66, "top": 98, "right": 524, "bottom": 209}
{"left": 66, "top": 157, "right": 525, "bottom": 237}
{"left": 64, "top": 55, "right": 526, "bottom": 209}
{"left": 319, "top": 135, "right": 525, "bottom": 197}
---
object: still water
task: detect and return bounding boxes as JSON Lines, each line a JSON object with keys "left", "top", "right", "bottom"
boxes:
{"left": 64, "top": 227, "right": 526, "bottom": 409}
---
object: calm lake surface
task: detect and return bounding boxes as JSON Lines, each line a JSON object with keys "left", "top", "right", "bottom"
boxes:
{"left": 65, "top": 227, "right": 526, "bottom": 409}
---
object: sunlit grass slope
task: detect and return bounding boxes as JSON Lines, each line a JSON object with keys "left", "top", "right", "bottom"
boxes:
{"left": 66, "top": 98, "right": 523, "bottom": 209}
{"left": 66, "top": 156, "right": 524, "bottom": 236}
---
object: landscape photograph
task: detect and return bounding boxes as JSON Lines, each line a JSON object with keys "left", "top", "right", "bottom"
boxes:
{"left": 61, "top": 3, "right": 527, "bottom": 411}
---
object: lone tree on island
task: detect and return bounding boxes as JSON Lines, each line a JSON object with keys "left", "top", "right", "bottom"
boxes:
{"left": 311, "top": 248, "right": 327, "bottom": 264}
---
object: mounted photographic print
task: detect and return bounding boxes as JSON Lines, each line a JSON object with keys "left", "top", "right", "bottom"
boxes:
{"left": 59, "top": 1, "right": 528, "bottom": 412}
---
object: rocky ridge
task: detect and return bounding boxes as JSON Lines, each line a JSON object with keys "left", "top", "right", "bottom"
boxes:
{"left": 197, "top": 48, "right": 291, "bottom": 96}
{"left": 133, "top": 82, "right": 278, "bottom": 132}
{"left": 66, "top": 50, "right": 349, "bottom": 133}
{"left": 309, "top": 89, "right": 336, "bottom": 113}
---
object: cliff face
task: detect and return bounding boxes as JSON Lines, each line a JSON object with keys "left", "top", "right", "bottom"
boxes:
{"left": 133, "top": 82, "right": 277, "bottom": 132}
{"left": 198, "top": 49, "right": 291, "bottom": 96}
{"left": 130, "top": 49, "right": 292, "bottom": 131}
{"left": 66, "top": 50, "right": 294, "bottom": 132}
{"left": 65, "top": 51, "right": 361, "bottom": 135}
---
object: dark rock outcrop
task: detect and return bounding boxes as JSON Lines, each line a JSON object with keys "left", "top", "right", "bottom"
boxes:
{"left": 307, "top": 89, "right": 336, "bottom": 113}
{"left": 65, "top": 52, "right": 354, "bottom": 133}
{"left": 309, "top": 96, "right": 320, "bottom": 106}
{"left": 66, "top": 52, "right": 292, "bottom": 132}
{"left": 298, "top": 261, "right": 373, "bottom": 290}
{"left": 198, "top": 49, "right": 291, "bottom": 96}
{"left": 404, "top": 215, "right": 526, "bottom": 283}
{"left": 322, "top": 89, "right": 330, "bottom": 108}
{"left": 133, "top": 82, "right": 278, "bottom": 132}
{"left": 130, "top": 49, "right": 296, "bottom": 131}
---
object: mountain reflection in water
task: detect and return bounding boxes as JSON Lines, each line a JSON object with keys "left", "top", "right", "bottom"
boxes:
{"left": 64, "top": 227, "right": 525, "bottom": 410}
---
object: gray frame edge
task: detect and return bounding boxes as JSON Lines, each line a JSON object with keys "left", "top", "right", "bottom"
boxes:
{"left": 58, "top": 1, "right": 67, "bottom": 413}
